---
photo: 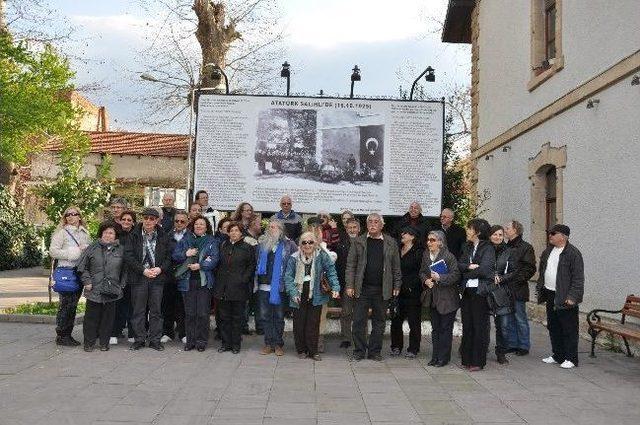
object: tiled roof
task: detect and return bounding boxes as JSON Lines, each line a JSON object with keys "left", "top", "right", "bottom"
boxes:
{"left": 46, "top": 131, "right": 190, "bottom": 158}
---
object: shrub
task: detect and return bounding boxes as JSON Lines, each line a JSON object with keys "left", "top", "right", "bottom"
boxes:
{"left": 0, "top": 186, "right": 42, "bottom": 270}
{"left": 3, "top": 301, "right": 86, "bottom": 315}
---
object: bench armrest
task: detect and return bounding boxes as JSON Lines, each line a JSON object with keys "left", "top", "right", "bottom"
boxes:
{"left": 586, "top": 308, "right": 623, "bottom": 327}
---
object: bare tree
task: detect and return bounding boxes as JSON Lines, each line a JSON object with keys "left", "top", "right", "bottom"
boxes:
{"left": 2, "top": 0, "right": 75, "bottom": 45}
{"left": 135, "top": 0, "right": 284, "bottom": 126}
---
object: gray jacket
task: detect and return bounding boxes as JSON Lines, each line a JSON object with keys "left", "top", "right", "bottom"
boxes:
{"left": 419, "top": 248, "right": 461, "bottom": 315}
{"left": 77, "top": 241, "right": 125, "bottom": 303}
{"left": 345, "top": 234, "right": 402, "bottom": 301}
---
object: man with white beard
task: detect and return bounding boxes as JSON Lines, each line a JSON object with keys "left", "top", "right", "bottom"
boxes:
{"left": 255, "top": 219, "right": 297, "bottom": 356}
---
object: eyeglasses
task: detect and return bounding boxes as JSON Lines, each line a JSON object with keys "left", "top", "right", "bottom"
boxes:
{"left": 143, "top": 216, "right": 157, "bottom": 221}
{"left": 427, "top": 238, "right": 438, "bottom": 242}
{"left": 281, "top": 202, "right": 291, "bottom": 205}
{"left": 174, "top": 219, "right": 187, "bottom": 224}
{"left": 301, "top": 240, "right": 314, "bottom": 245}
{"left": 121, "top": 218, "right": 133, "bottom": 222}
{"left": 65, "top": 212, "right": 80, "bottom": 217}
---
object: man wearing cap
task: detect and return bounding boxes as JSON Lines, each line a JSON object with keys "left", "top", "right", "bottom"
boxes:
{"left": 124, "top": 208, "right": 173, "bottom": 351}
{"left": 536, "top": 224, "right": 584, "bottom": 369}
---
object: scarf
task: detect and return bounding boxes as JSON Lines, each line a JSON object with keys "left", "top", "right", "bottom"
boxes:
{"left": 257, "top": 240, "right": 284, "bottom": 305}
{"left": 294, "top": 250, "right": 317, "bottom": 300}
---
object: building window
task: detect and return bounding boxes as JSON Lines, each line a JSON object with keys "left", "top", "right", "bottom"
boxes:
{"left": 545, "top": 166, "right": 557, "bottom": 230}
{"left": 529, "top": 0, "right": 563, "bottom": 91}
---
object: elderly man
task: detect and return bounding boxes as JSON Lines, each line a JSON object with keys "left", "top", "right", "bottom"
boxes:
{"left": 273, "top": 195, "right": 303, "bottom": 242}
{"left": 336, "top": 218, "right": 361, "bottom": 348}
{"left": 255, "top": 218, "right": 297, "bottom": 356}
{"left": 393, "top": 201, "right": 431, "bottom": 245}
{"left": 161, "top": 210, "right": 189, "bottom": 344}
{"left": 439, "top": 208, "right": 466, "bottom": 259}
{"left": 500, "top": 220, "right": 536, "bottom": 357}
{"left": 160, "top": 192, "right": 177, "bottom": 230}
{"left": 194, "top": 190, "right": 214, "bottom": 213}
{"left": 346, "top": 213, "right": 402, "bottom": 361}
{"left": 536, "top": 224, "right": 584, "bottom": 369}
{"left": 124, "top": 208, "right": 173, "bottom": 351}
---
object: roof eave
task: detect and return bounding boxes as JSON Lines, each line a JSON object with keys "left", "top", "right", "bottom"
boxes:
{"left": 441, "top": 0, "right": 475, "bottom": 44}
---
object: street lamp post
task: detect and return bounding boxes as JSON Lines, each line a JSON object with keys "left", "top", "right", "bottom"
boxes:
{"left": 281, "top": 61, "right": 291, "bottom": 96}
{"left": 409, "top": 66, "right": 435, "bottom": 100}
{"left": 350, "top": 65, "right": 361, "bottom": 99}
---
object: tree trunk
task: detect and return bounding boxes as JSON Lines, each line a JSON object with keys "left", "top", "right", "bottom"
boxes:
{"left": 192, "top": 0, "right": 241, "bottom": 89}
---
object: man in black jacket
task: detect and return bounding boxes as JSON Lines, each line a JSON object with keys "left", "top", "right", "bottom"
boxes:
{"left": 501, "top": 220, "right": 536, "bottom": 356}
{"left": 392, "top": 202, "right": 431, "bottom": 246}
{"left": 439, "top": 208, "right": 466, "bottom": 259}
{"left": 536, "top": 224, "right": 584, "bottom": 369}
{"left": 124, "top": 208, "right": 173, "bottom": 351}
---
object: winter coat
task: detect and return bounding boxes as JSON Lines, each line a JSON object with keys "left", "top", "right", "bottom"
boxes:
{"left": 335, "top": 232, "right": 355, "bottom": 290}
{"left": 49, "top": 225, "right": 91, "bottom": 268}
{"left": 393, "top": 213, "right": 432, "bottom": 246}
{"left": 398, "top": 244, "right": 425, "bottom": 304}
{"left": 345, "top": 234, "right": 402, "bottom": 301}
{"left": 419, "top": 248, "right": 461, "bottom": 315}
{"left": 123, "top": 223, "right": 172, "bottom": 285}
{"left": 172, "top": 233, "right": 219, "bottom": 291}
{"left": 536, "top": 242, "right": 584, "bottom": 309}
{"left": 77, "top": 240, "right": 125, "bottom": 303}
{"left": 214, "top": 239, "right": 256, "bottom": 301}
{"left": 458, "top": 240, "right": 496, "bottom": 296}
{"left": 487, "top": 242, "right": 515, "bottom": 315}
{"left": 441, "top": 223, "right": 466, "bottom": 259}
{"left": 255, "top": 238, "right": 299, "bottom": 292}
{"left": 503, "top": 236, "right": 537, "bottom": 301}
{"left": 284, "top": 249, "right": 341, "bottom": 308}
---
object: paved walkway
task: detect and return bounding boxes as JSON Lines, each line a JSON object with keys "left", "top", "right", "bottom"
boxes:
{"left": 1, "top": 319, "right": 639, "bottom": 425}
{"left": 0, "top": 267, "right": 51, "bottom": 309}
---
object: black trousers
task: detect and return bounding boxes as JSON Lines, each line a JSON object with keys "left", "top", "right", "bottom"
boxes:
{"left": 130, "top": 282, "right": 164, "bottom": 344}
{"left": 293, "top": 299, "right": 323, "bottom": 356}
{"left": 544, "top": 288, "right": 579, "bottom": 365}
{"left": 112, "top": 284, "right": 132, "bottom": 338}
{"left": 162, "top": 278, "right": 185, "bottom": 339}
{"left": 352, "top": 289, "right": 387, "bottom": 357}
{"left": 390, "top": 300, "right": 422, "bottom": 354}
{"left": 183, "top": 280, "right": 212, "bottom": 346}
{"left": 219, "top": 299, "right": 245, "bottom": 350}
{"left": 430, "top": 307, "right": 456, "bottom": 363}
{"left": 55, "top": 288, "right": 82, "bottom": 337}
{"left": 83, "top": 300, "right": 116, "bottom": 347}
{"left": 460, "top": 288, "right": 490, "bottom": 368}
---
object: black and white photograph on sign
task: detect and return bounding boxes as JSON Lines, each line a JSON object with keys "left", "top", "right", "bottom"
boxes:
{"left": 254, "top": 108, "right": 384, "bottom": 185}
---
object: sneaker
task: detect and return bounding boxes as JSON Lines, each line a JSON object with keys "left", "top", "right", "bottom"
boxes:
{"left": 274, "top": 346, "right": 285, "bottom": 356}
{"left": 542, "top": 356, "right": 557, "bottom": 364}
{"left": 149, "top": 342, "right": 165, "bottom": 351}
{"left": 389, "top": 348, "right": 401, "bottom": 356}
{"left": 160, "top": 335, "right": 172, "bottom": 343}
{"left": 404, "top": 351, "right": 417, "bottom": 359}
{"left": 181, "top": 336, "right": 187, "bottom": 344}
{"left": 311, "top": 354, "right": 322, "bottom": 361}
{"left": 99, "top": 345, "right": 109, "bottom": 352}
{"left": 109, "top": 337, "right": 118, "bottom": 345}
{"left": 260, "top": 345, "right": 274, "bottom": 355}
{"left": 560, "top": 360, "right": 576, "bottom": 369}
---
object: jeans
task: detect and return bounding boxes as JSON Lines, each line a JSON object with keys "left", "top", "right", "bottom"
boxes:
{"left": 257, "top": 290, "right": 284, "bottom": 347}
{"left": 510, "top": 300, "right": 531, "bottom": 350}
{"left": 495, "top": 312, "right": 518, "bottom": 354}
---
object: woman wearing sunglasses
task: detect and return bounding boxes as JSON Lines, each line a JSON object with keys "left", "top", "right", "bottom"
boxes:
{"left": 284, "top": 232, "right": 340, "bottom": 361}
{"left": 49, "top": 206, "right": 91, "bottom": 346}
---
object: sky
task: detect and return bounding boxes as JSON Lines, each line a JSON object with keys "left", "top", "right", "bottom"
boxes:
{"left": 33, "top": 0, "right": 470, "bottom": 134}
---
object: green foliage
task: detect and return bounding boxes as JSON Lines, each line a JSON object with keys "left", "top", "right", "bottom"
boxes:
{"left": 0, "top": 33, "right": 77, "bottom": 165}
{"left": 3, "top": 301, "right": 86, "bottom": 315}
{"left": 0, "top": 186, "right": 43, "bottom": 270}
{"left": 34, "top": 133, "right": 114, "bottom": 225}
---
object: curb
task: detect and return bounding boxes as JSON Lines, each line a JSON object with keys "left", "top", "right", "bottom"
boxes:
{"left": 0, "top": 313, "right": 84, "bottom": 325}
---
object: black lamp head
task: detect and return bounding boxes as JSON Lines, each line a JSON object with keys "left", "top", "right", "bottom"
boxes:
{"left": 425, "top": 66, "right": 435, "bottom": 83}
{"left": 211, "top": 65, "right": 222, "bottom": 81}
{"left": 281, "top": 61, "right": 290, "bottom": 78}
{"left": 351, "top": 65, "right": 361, "bottom": 82}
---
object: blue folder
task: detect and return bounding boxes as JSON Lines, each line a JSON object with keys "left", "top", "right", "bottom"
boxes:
{"left": 429, "top": 259, "right": 449, "bottom": 275}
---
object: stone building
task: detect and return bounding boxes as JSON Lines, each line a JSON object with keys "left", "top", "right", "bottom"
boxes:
{"left": 442, "top": 0, "right": 640, "bottom": 311}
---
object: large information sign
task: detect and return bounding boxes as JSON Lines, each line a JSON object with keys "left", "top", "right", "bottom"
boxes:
{"left": 193, "top": 94, "right": 444, "bottom": 216}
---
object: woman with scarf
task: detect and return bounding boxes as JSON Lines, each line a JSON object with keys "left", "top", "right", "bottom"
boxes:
{"left": 77, "top": 221, "right": 125, "bottom": 351}
{"left": 255, "top": 219, "right": 297, "bottom": 356}
{"left": 173, "top": 215, "right": 219, "bottom": 351}
{"left": 214, "top": 222, "right": 256, "bottom": 353}
{"left": 111, "top": 210, "right": 137, "bottom": 345}
{"left": 284, "top": 231, "right": 340, "bottom": 361}
{"left": 49, "top": 206, "right": 92, "bottom": 346}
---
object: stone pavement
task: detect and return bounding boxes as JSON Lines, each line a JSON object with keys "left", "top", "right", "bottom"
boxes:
{"left": 0, "top": 320, "right": 639, "bottom": 425}
{"left": 0, "top": 267, "right": 51, "bottom": 309}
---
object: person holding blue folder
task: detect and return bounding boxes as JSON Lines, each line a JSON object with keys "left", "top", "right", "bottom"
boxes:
{"left": 419, "top": 230, "right": 461, "bottom": 367}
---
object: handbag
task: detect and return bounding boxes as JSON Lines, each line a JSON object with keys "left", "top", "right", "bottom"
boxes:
{"left": 320, "top": 272, "right": 332, "bottom": 295}
{"left": 99, "top": 278, "right": 122, "bottom": 300}
{"left": 52, "top": 266, "right": 80, "bottom": 293}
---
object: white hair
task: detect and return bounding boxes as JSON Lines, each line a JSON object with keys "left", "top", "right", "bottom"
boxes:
{"left": 366, "top": 213, "right": 384, "bottom": 224}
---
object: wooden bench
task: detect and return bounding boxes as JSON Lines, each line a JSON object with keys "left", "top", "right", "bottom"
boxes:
{"left": 587, "top": 295, "right": 640, "bottom": 357}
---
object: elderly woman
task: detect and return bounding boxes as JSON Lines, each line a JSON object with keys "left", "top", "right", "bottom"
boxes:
{"left": 173, "top": 215, "right": 220, "bottom": 352}
{"left": 284, "top": 231, "right": 340, "bottom": 360}
{"left": 77, "top": 221, "right": 125, "bottom": 352}
{"left": 111, "top": 210, "right": 137, "bottom": 345}
{"left": 390, "top": 227, "right": 425, "bottom": 358}
{"left": 458, "top": 218, "right": 495, "bottom": 371}
{"left": 49, "top": 206, "right": 91, "bottom": 346}
{"left": 419, "top": 230, "right": 461, "bottom": 366}
{"left": 214, "top": 222, "right": 256, "bottom": 354}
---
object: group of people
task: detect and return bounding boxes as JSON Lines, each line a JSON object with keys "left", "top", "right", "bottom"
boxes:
{"left": 49, "top": 193, "right": 584, "bottom": 369}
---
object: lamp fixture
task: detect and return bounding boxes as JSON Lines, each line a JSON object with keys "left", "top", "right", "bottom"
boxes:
{"left": 280, "top": 61, "right": 291, "bottom": 96}
{"left": 586, "top": 98, "right": 600, "bottom": 109}
{"left": 350, "top": 65, "right": 361, "bottom": 98}
{"left": 502, "top": 146, "right": 511, "bottom": 152}
{"left": 485, "top": 154, "right": 494, "bottom": 161}
{"left": 632, "top": 75, "right": 640, "bottom": 86}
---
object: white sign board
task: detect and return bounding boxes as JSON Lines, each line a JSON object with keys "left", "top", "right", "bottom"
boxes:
{"left": 193, "top": 94, "right": 444, "bottom": 216}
